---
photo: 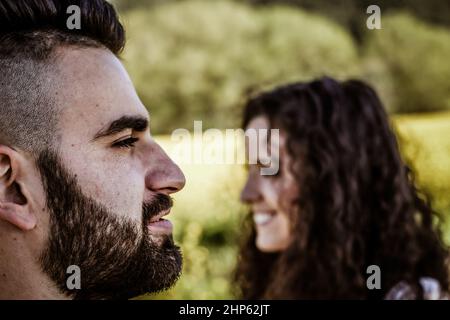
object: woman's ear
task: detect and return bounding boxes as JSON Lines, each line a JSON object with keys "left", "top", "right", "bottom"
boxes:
{"left": 0, "top": 146, "right": 37, "bottom": 231}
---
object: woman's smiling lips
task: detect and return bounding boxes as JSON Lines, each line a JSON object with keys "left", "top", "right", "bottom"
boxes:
{"left": 253, "top": 211, "right": 276, "bottom": 226}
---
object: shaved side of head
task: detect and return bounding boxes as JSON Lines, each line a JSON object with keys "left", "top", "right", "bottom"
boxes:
{"left": 0, "top": 0, "right": 125, "bottom": 154}
{"left": 0, "top": 49, "right": 59, "bottom": 153}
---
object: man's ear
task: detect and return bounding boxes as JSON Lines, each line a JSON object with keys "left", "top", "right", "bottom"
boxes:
{"left": 0, "top": 145, "right": 37, "bottom": 231}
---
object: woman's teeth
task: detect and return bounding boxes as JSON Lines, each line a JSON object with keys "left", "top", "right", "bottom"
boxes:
{"left": 253, "top": 212, "right": 274, "bottom": 226}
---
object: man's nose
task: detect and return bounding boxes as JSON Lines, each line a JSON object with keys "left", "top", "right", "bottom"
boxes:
{"left": 144, "top": 144, "right": 186, "bottom": 195}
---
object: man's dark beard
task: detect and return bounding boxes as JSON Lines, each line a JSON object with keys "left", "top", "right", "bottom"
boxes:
{"left": 36, "top": 150, "right": 182, "bottom": 299}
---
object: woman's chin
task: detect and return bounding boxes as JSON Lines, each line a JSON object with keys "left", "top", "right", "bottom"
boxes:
{"left": 254, "top": 212, "right": 291, "bottom": 252}
{"left": 255, "top": 235, "right": 288, "bottom": 253}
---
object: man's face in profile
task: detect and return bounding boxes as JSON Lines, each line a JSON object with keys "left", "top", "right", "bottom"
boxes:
{"left": 1, "top": 47, "right": 186, "bottom": 299}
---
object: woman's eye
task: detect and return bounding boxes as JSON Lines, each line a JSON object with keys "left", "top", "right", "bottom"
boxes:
{"left": 113, "top": 137, "right": 139, "bottom": 149}
{"left": 256, "top": 160, "right": 270, "bottom": 169}
{"left": 257, "top": 160, "right": 281, "bottom": 177}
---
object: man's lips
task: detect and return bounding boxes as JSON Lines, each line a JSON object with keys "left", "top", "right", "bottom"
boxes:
{"left": 149, "top": 208, "right": 171, "bottom": 223}
{"left": 147, "top": 209, "right": 173, "bottom": 235}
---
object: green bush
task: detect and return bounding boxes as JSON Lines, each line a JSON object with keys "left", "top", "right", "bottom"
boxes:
{"left": 122, "top": 0, "right": 360, "bottom": 134}
{"left": 363, "top": 13, "right": 450, "bottom": 113}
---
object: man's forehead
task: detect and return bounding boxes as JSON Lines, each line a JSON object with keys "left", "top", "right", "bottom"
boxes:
{"left": 54, "top": 47, "right": 149, "bottom": 138}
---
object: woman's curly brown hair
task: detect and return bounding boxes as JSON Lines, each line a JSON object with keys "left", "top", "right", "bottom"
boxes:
{"left": 235, "top": 77, "right": 449, "bottom": 299}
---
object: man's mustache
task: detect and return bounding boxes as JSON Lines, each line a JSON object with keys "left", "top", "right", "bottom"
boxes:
{"left": 143, "top": 193, "right": 173, "bottom": 223}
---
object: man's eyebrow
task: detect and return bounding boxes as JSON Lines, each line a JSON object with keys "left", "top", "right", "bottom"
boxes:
{"left": 93, "top": 115, "right": 149, "bottom": 140}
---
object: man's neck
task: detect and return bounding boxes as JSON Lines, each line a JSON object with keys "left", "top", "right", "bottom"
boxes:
{"left": 0, "top": 235, "right": 69, "bottom": 300}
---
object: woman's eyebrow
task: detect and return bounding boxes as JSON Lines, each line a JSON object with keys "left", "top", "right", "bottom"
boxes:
{"left": 92, "top": 115, "right": 149, "bottom": 141}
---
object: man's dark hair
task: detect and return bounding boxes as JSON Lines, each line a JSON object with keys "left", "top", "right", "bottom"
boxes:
{"left": 0, "top": 0, "right": 125, "bottom": 153}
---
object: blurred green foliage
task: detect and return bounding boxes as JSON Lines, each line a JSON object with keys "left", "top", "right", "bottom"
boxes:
{"left": 364, "top": 13, "right": 450, "bottom": 113}
{"left": 135, "top": 112, "right": 450, "bottom": 300}
{"left": 118, "top": 0, "right": 450, "bottom": 134}
{"left": 121, "top": 0, "right": 360, "bottom": 134}
{"left": 112, "top": 0, "right": 450, "bottom": 32}
{"left": 244, "top": 0, "right": 450, "bottom": 41}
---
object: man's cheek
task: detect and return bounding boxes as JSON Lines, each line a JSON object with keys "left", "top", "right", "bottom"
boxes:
{"left": 32, "top": 210, "right": 52, "bottom": 256}
{"left": 79, "top": 157, "right": 144, "bottom": 217}
{"left": 108, "top": 181, "right": 144, "bottom": 220}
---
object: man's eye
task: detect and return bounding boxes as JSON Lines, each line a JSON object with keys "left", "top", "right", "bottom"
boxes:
{"left": 112, "top": 137, "right": 139, "bottom": 149}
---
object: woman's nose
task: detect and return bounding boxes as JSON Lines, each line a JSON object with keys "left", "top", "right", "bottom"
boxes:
{"left": 240, "top": 175, "right": 260, "bottom": 204}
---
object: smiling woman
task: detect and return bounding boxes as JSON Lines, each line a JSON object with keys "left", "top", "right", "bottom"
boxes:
{"left": 235, "top": 77, "right": 450, "bottom": 300}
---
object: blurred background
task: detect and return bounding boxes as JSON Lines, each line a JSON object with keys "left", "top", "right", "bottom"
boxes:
{"left": 109, "top": 0, "right": 450, "bottom": 299}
